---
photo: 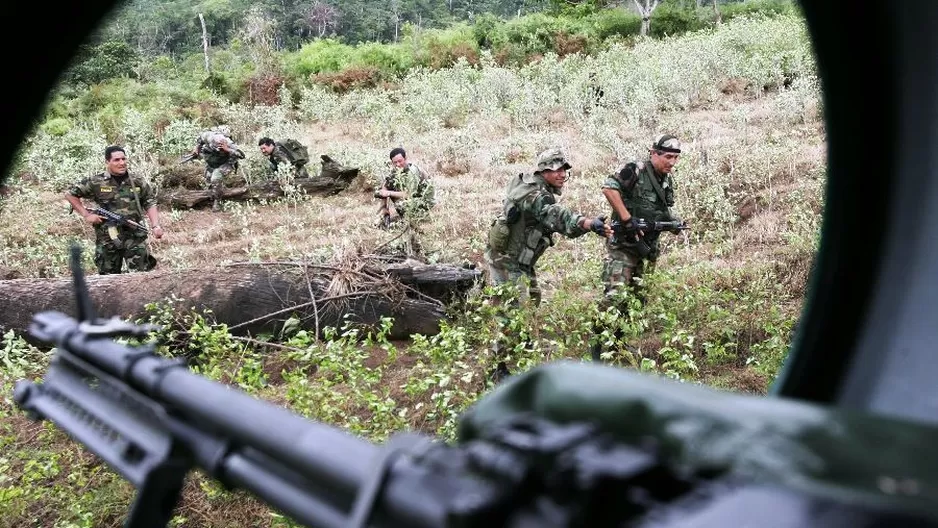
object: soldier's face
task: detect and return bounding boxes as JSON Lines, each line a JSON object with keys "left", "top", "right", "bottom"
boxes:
{"left": 391, "top": 154, "right": 407, "bottom": 169}
{"left": 650, "top": 150, "right": 679, "bottom": 174}
{"left": 260, "top": 144, "right": 274, "bottom": 155}
{"left": 541, "top": 168, "right": 567, "bottom": 189}
{"left": 107, "top": 152, "right": 128, "bottom": 175}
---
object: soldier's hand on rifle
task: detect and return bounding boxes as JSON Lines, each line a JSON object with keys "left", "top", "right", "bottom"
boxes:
{"left": 620, "top": 217, "right": 643, "bottom": 239}
{"left": 84, "top": 212, "right": 104, "bottom": 225}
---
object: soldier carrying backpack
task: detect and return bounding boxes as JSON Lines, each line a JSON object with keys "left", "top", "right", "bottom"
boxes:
{"left": 258, "top": 136, "right": 310, "bottom": 178}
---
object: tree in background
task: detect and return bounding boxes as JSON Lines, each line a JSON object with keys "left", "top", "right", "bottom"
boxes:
{"left": 307, "top": 1, "right": 341, "bottom": 38}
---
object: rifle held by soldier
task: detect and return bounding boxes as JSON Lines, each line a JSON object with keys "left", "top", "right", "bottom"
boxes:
{"left": 375, "top": 189, "right": 393, "bottom": 229}
{"left": 609, "top": 217, "right": 689, "bottom": 246}
{"left": 88, "top": 206, "right": 150, "bottom": 234}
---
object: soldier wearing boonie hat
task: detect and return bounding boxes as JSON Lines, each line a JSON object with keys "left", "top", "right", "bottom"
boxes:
{"left": 484, "top": 147, "right": 612, "bottom": 307}
{"left": 591, "top": 134, "right": 687, "bottom": 360}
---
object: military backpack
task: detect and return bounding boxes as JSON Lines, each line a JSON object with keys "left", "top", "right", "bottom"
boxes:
{"left": 279, "top": 139, "right": 310, "bottom": 167}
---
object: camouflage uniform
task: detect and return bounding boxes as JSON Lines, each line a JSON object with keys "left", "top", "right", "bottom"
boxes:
{"left": 383, "top": 162, "right": 435, "bottom": 221}
{"left": 197, "top": 131, "right": 244, "bottom": 210}
{"left": 68, "top": 172, "right": 157, "bottom": 274}
{"left": 377, "top": 162, "right": 435, "bottom": 257}
{"left": 601, "top": 157, "right": 681, "bottom": 306}
{"left": 269, "top": 143, "right": 310, "bottom": 178}
{"left": 484, "top": 149, "right": 590, "bottom": 306}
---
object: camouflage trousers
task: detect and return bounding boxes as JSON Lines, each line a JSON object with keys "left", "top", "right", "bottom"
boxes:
{"left": 600, "top": 246, "right": 655, "bottom": 310}
{"left": 94, "top": 226, "right": 155, "bottom": 275}
{"left": 482, "top": 250, "right": 541, "bottom": 380}
{"left": 205, "top": 161, "right": 237, "bottom": 210}
{"left": 590, "top": 246, "right": 654, "bottom": 362}
{"left": 484, "top": 250, "right": 541, "bottom": 307}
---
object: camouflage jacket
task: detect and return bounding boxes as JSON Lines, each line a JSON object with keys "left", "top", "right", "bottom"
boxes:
{"left": 268, "top": 144, "right": 294, "bottom": 170}
{"left": 384, "top": 163, "right": 435, "bottom": 218}
{"left": 69, "top": 171, "right": 156, "bottom": 237}
{"left": 487, "top": 172, "right": 588, "bottom": 271}
{"left": 198, "top": 132, "right": 244, "bottom": 168}
{"left": 603, "top": 158, "right": 680, "bottom": 251}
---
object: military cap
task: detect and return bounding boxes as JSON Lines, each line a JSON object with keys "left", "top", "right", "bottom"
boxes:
{"left": 535, "top": 148, "right": 572, "bottom": 173}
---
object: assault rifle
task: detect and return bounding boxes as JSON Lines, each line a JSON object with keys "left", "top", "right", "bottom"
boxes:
{"left": 609, "top": 218, "right": 689, "bottom": 247}
{"left": 178, "top": 151, "right": 199, "bottom": 164}
{"left": 14, "top": 247, "right": 938, "bottom": 528}
{"left": 375, "top": 190, "right": 393, "bottom": 229}
{"left": 88, "top": 206, "right": 150, "bottom": 234}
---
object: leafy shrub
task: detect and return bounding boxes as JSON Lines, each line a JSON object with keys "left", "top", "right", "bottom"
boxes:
{"left": 650, "top": 4, "right": 710, "bottom": 38}
{"left": 350, "top": 42, "right": 413, "bottom": 76}
{"left": 312, "top": 67, "right": 385, "bottom": 93}
{"left": 64, "top": 40, "right": 139, "bottom": 86}
{"left": 722, "top": 0, "right": 798, "bottom": 21}
{"left": 284, "top": 39, "right": 352, "bottom": 77}
{"left": 586, "top": 9, "right": 643, "bottom": 41}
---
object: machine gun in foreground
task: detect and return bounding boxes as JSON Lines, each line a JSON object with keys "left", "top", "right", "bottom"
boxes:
{"left": 13, "top": 246, "right": 938, "bottom": 527}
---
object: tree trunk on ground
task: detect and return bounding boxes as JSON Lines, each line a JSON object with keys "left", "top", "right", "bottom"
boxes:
{"left": 160, "top": 170, "right": 359, "bottom": 209}
{"left": 0, "top": 261, "right": 481, "bottom": 347}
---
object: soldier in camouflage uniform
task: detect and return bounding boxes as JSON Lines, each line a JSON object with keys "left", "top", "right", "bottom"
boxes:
{"left": 65, "top": 145, "right": 163, "bottom": 274}
{"left": 591, "top": 134, "right": 686, "bottom": 361}
{"left": 258, "top": 136, "right": 310, "bottom": 178}
{"left": 375, "top": 147, "right": 435, "bottom": 227}
{"left": 484, "top": 147, "right": 612, "bottom": 306}
{"left": 191, "top": 125, "right": 245, "bottom": 211}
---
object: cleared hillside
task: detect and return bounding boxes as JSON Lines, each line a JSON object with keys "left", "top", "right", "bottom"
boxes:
{"left": 0, "top": 13, "right": 824, "bottom": 527}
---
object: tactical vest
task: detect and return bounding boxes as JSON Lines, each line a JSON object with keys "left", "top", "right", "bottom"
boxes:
{"left": 488, "top": 173, "right": 556, "bottom": 270}
{"left": 617, "top": 159, "right": 674, "bottom": 223}
{"left": 612, "top": 160, "right": 676, "bottom": 256}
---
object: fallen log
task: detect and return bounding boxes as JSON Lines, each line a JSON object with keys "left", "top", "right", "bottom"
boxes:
{"left": 0, "top": 259, "right": 482, "bottom": 347}
{"left": 160, "top": 169, "right": 360, "bottom": 209}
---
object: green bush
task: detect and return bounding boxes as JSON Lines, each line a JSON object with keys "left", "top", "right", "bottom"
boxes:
{"left": 721, "top": 0, "right": 798, "bottom": 21}
{"left": 649, "top": 4, "right": 710, "bottom": 38}
{"left": 408, "top": 24, "right": 481, "bottom": 69}
{"left": 39, "top": 117, "right": 73, "bottom": 137}
{"left": 284, "top": 39, "right": 353, "bottom": 77}
{"left": 350, "top": 42, "right": 413, "bottom": 76}
{"left": 472, "top": 12, "right": 504, "bottom": 49}
{"left": 65, "top": 40, "right": 139, "bottom": 86}
{"left": 585, "top": 9, "right": 643, "bottom": 41}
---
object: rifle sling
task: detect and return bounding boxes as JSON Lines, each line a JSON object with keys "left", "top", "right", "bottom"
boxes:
{"left": 645, "top": 167, "right": 673, "bottom": 219}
